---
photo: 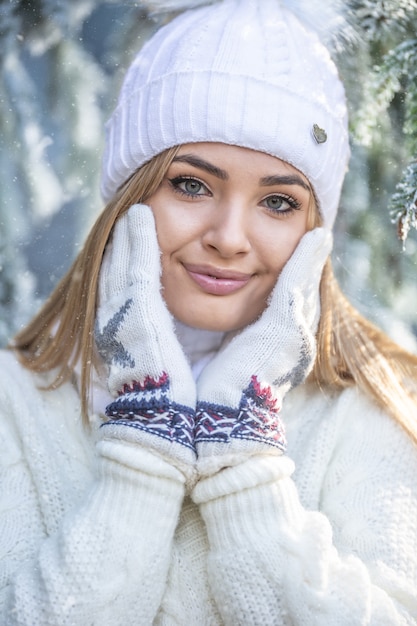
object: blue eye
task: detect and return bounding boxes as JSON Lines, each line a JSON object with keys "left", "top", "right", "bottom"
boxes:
{"left": 263, "top": 194, "right": 301, "bottom": 215}
{"left": 266, "top": 196, "right": 287, "bottom": 210}
{"left": 169, "top": 176, "right": 209, "bottom": 197}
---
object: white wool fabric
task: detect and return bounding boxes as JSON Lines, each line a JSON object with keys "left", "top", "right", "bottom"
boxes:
{"left": 173, "top": 319, "right": 226, "bottom": 379}
{"left": 101, "top": 0, "right": 350, "bottom": 227}
{"left": 95, "top": 204, "right": 197, "bottom": 478}
{"left": 0, "top": 349, "right": 416, "bottom": 623}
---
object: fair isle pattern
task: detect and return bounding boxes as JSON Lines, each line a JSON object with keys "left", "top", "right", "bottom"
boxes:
{"left": 103, "top": 373, "right": 195, "bottom": 451}
{"left": 195, "top": 376, "right": 287, "bottom": 452}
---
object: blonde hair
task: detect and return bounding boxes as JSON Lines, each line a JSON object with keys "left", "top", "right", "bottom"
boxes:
{"left": 12, "top": 146, "right": 181, "bottom": 420}
{"left": 314, "top": 262, "right": 417, "bottom": 442}
{"left": 11, "top": 147, "right": 417, "bottom": 444}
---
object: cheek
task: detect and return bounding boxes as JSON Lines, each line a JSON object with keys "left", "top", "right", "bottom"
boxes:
{"left": 149, "top": 203, "right": 172, "bottom": 254}
{"left": 258, "top": 224, "right": 306, "bottom": 278}
{"left": 149, "top": 206, "right": 181, "bottom": 261}
{"left": 149, "top": 199, "right": 201, "bottom": 257}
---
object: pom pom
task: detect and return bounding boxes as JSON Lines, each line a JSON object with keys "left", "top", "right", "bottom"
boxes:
{"left": 141, "top": 0, "right": 215, "bottom": 12}
{"left": 141, "top": 0, "right": 355, "bottom": 51}
{"left": 280, "top": 0, "right": 356, "bottom": 50}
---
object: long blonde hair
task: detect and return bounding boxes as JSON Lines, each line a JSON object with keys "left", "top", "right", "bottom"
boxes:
{"left": 11, "top": 147, "right": 417, "bottom": 443}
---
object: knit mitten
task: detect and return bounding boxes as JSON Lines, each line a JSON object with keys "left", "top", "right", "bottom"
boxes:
{"left": 95, "top": 204, "right": 197, "bottom": 481}
{"left": 195, "top": 228, "right": 332, "bottom": 477}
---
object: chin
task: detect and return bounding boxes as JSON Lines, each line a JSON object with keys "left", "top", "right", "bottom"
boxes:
{"left": 165, "top": 292, "right": 267, "bottom": 332}
{"left": 173, "top": 308, "right": 260, "bottom": 333}
{"left": 187, "top": 319, "right": 238, "bottom": 332}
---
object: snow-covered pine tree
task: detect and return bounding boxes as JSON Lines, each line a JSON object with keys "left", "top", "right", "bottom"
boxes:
{"left": 0, "top": 0, "right": 157, "bottom": 345}
{"left": 334, "top": 0, "right": 417, "bottom": 340}
{"left": 0, "top": 0, "right": 416, "bottom": 345}
{"left": 349, "top": 3, "right": 417, "bottom": 245}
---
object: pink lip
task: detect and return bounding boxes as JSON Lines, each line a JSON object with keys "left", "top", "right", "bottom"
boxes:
{"left": 184, "top": 264, "right": 252, "bottom": 296}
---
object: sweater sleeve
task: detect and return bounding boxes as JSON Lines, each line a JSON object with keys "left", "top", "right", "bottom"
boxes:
{"left": 0, "top": 436, "right": 185, "bottom": 625}
{"left": 0, "top": 355, "right": 185, "bottom": 625}
{"left": 192, "top": 389, "right": 417, "bottom": 625}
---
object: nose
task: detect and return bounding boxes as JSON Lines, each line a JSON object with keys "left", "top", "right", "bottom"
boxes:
{"left": 201, "top": 200, "right": 251, "bottom": 258}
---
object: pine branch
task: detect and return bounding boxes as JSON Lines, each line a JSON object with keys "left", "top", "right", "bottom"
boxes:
{"left": 390, "top": 160, "right": 417, "bottom": 247}
{"left": 353, "top": 39, "right": 417, "bottom": 145}
{"left": 352, "top": 36, "right": 417, "bottom": 244}
{"left": 347, "top": 0, "right": 417, "bottom": 41}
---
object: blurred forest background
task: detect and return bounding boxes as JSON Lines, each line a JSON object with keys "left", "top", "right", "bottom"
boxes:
{"left": 0, "top": 0, "right": 417, "bottom": 347}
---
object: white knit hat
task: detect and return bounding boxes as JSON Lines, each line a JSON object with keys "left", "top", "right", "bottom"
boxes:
{"left": 101, "top": 0, "right": 350, "bottom": 227}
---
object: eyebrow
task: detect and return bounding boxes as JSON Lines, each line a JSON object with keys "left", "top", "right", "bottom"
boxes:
{"left": 172, "top": 154, "right": 229, "bottom": 180}
{"left": 260, "top": 174, "right": 311, "bottom": 192}
{"left": 172, "top": 154, "right": 310, "bottom": 191}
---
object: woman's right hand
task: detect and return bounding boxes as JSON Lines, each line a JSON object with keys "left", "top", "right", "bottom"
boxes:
{"left": 95, "top": 204, "right": 197, "bottom": 481}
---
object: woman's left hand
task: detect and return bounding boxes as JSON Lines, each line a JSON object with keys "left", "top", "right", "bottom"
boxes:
{"left": 195, "top": 227, "right": 332, "bottom": 476}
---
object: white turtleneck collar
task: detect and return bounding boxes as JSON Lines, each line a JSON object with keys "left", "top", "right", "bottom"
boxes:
{"left": 173, "top": 319, "right": 226, "bottom": 381}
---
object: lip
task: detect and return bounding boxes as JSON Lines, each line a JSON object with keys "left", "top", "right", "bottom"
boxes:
{"left": 184, "top": 263, "right": 253, "bottom": 296}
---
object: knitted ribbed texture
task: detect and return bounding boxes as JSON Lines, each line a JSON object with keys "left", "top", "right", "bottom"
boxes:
{"left": 7, "top": 451, "right": 184, "bottom": 625}
{"left": 194, "top": 471, "right": 380, "bottom": 624}
{"left": 1, "top": 351, "right": 416, "bottom": 623}
{"left": 101, "top": 0, "right": 349, "bottom": 226}
{"left": 194, "top": 451, "right": 417, "bottom": 624}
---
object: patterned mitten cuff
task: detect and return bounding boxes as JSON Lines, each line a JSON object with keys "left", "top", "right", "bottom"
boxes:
{"left": 195, "top": 376, "right": 286, "bottom": 477}
{"left": 102, "top": 372, "right": 196, "bottom": 484}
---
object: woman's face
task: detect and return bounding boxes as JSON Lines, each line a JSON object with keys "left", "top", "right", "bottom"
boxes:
{"left": 147, "top": 143, "right": 312, "bottom": 332}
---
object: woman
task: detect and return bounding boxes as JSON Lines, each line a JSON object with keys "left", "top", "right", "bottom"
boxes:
{"left": 1, "top": 0, "right": 417, "bottom": 624}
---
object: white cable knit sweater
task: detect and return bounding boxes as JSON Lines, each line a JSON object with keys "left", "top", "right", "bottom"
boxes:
{"left": 0, "top": 347, "right": 416, "bottom": 625}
